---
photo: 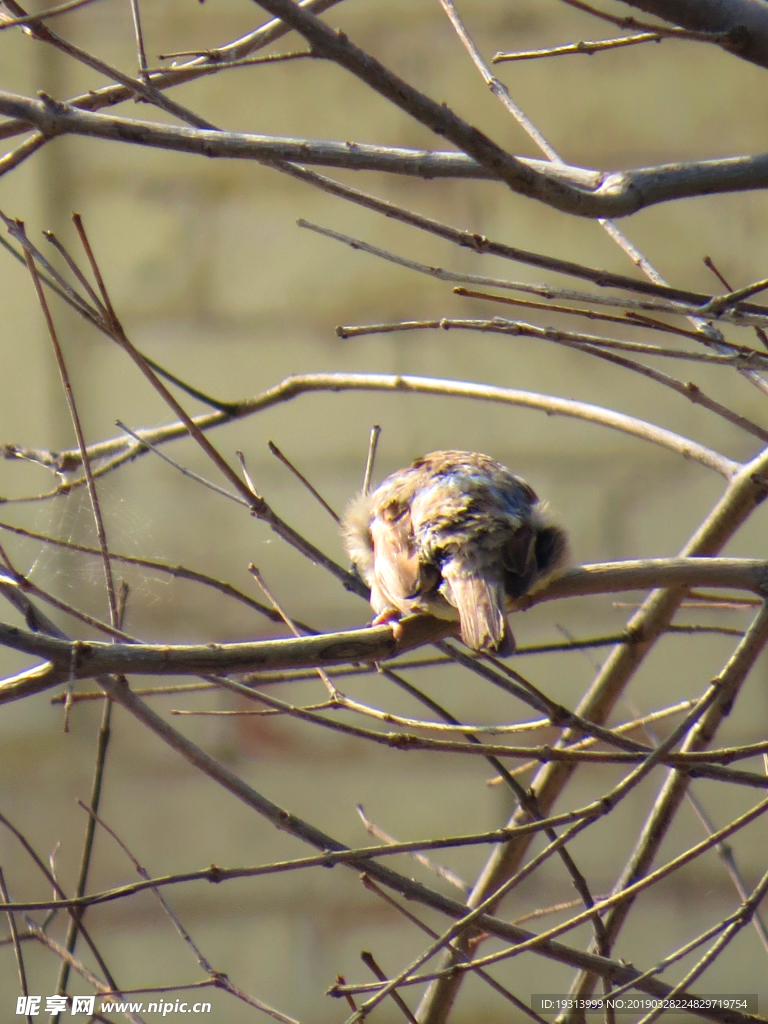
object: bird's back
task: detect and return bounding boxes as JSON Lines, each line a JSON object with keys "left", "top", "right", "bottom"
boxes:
{"left": 342, "top": 449, "right": 568, "bottom": 653}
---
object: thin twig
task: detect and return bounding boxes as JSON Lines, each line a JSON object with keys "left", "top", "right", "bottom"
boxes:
{"left": 128, "top": 0, "right": 148, "bottom": 81}
{"left": 267, "top": 440, "right": 339, "bottom": 522}
{"left": 357, "top": 875, "right": 549, "bottom": 1023}
{"left": 20, "top": 225, "right": 118, "bottom": 625}
{"left": 362, "top": 424, "right": 381, "bottom": 494}
{"left": 452, "top": 285, "right": 767, "bottom": 357}
{"left": 298, "top": 218, "right": 768, "bottom": 330}
{"left": 0, "top": 811, "right": 119, "bottom": 990}
{"left": 0, "top": 519, "right": 297, "bottom": 626}
{"left": 338, "top": 316, "right": 768, "bottom": 444}
{"left": 0, "top": 0, "right": 105, "bottom": 29}
{"left": 555, "top": 0, "right": 735, "bottom": 44}
{"left": 704, "top": 255, "right": 768, "bottom": 352}
{"left": 0, "top": 867, "right": 30, "bottom": 1023}
{"left": 116, "top": 420, "right": 250, "bottom": 508}
{"left": 360, "top": 951, "right": 418, "bottom": 1024}
{"left": 493, "top": 33, "right": 665, "bottom": 62}
{"left": 356, "top": 805, "right": 466, "bottom": 892}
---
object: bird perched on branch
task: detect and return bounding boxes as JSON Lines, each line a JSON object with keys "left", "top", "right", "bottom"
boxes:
{"left": 342, "top": 450, "right": 568, "bottom": 654}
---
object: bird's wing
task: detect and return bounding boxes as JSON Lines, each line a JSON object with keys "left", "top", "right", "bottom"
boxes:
{"left": 369, "top": 503, "right": 422, "bottom": 613}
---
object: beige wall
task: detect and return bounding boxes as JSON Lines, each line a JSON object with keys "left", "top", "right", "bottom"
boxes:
{"left": 0, "top": 2, "right": 767, "bottom": 1020}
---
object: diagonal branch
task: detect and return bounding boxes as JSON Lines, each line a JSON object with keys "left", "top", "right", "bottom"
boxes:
{"left": 415, "top": 443, "right": 768, "bottom": 1023}
{"left": 80, "top": 675, "right": 768, "bottom": 1024}
{"left": 566, "top": 599, "right": 768, "bottom": 1003}
{"left": 0, "top": 0, "right": 345, "bottom": 146}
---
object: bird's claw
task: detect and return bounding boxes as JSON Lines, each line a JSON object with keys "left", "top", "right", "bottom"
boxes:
{"left": 371, "top": 608, "right": 405, "bottom": 643}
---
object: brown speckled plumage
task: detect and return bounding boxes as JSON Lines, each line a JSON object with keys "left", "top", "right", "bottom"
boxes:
{"left": 342, "top": 450, "right": 569, "bottom": 653}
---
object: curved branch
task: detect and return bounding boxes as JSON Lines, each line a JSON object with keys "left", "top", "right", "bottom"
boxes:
{"left": 39, "top": 373, "right": 739, "bottom": 483}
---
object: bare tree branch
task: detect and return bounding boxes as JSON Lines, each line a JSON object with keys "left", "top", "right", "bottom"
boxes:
{"left": 6, "top": 89, "right": 768, "bottom": 215}
{"left": 613, "top": 0, "right": 768, "bottom": 69}
{"left": 24, "top": 372, "right": 738, "bottom": 489}
{"left": 416, "top": 443, "right": 768, "bottom": 1022}
{"left": 2, "top": 4, "right": 768, "bottom": 1019}
{"left": 0, "top": 559, "right": 766, "bottom": 696}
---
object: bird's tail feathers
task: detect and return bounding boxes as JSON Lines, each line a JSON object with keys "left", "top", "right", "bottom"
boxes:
{"left": 441, "top": 569, "right": 513, "bottom": 654}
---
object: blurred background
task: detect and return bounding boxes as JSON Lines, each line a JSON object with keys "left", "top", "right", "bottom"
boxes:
{"left": 0, "top": 0, "right": 767, "bottom": 1020}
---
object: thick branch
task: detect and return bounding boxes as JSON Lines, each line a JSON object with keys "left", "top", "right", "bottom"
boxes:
{"left": 617, "top": 0, "right": 768, "bottom": 69}
{"left": 0, "top": 559, "right": 766, "bottom": 695}
{"left": 6, "top": 91, "right": 768, "bottom": 216}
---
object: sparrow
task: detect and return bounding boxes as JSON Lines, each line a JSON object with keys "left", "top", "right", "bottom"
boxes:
{"left": 342, "top": 450, "right": 569, "bottom": 654}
